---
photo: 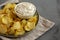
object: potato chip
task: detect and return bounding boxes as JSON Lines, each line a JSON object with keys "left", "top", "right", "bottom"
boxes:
{"left": 2, "top": 15, "right": 13, "bottom": 27}
{"left": 12, "top": 21, "right": 22, "bottom": 30}
{"left": 4, "top": 3, "right": 16, "bottom": 9}
{"left": 28, "top": 15, "right": 37, "bottom": 24}
{"left": 21, "top": 20, "right": 27, "bottom": 27}
{"left": 6, "top": 9, "right": 11, "bottom": 14}
{"left": 2, "top": 15, "right": 12, "bottom": 24}
{"left": 2, "top": 16, "right": 9, "bottom": 24}
{"left": 24, "top": 26, "right": 31, "bottom": 31}
{"left": 3, "top": 3, "right": 16, "bottom": 14}
{"left": 0, "top": 14, "right": 6, "bottom": 24}
{"left": 24, "top": 22, "right": 35, "bottom": 31}
{"left": 0, "top": 24, "right": 7, "bottom": 34}
{"left": 8, "top": 27, "right": 15, "bottom": 34}
{"left": 6, "top": 9, "right": 17, "bottom": 20}
{"left": 15, "top": 30, "right": 25, "bottom": 36}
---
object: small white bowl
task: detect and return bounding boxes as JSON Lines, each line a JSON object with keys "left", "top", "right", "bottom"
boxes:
{"left": 14, "top": 2, "right": 36, "bottom": 19}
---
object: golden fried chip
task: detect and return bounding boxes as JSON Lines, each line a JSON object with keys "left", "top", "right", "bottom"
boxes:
{"left": 2, "top": 15, "right": 13, "bottom": 24}
{"left": 0, "top": 14, "right": 5, "bottom": 18}
{"left": 15, "top": 30, "right": 25, "bottom": 36}
{"left": 6, "top": 9, "right": 11, "bottom": 14}
{"left": 3, "top": 3, "right": 16, "bottom": 13}
{"left": 0, "top": 14, "right": 6, "bottom": 24}
{"left": 12, "top": 21, "right": 22, "bottom": 30}
{"left": 9, "top": 21, "right": 25, "bottom": 35}
{"left": 2, "top": 16, "right": 9, "bottom": 24}
{"left": 28, "top": 15, "right": 37, "bottom": 24}
{"left": 5, "top": 9, "right": 14, "bottom": 18}
{"left": 2, "top": 8, "right": 6, "bottom": 13}
{"left": 21, "top": 20, "right": 27, "bottom": 27}
{"left": 8, "top": 27, "right": 15, "bottom": 34}
{"left": 4, "top": 3, "right": 16, "bottom": 9}
{"left": 24, "top": 22, "right": 35, "bottom": 31}
{"left": 6, "top": 9, "right": 17, "bottom": 20}
{"left": 2, "top": 15, "right": 13, "bottom": 27}
{"left": 0, "top": 24, "right": 7, "bottom": 34}
{"left": 24, "top": 26, "right": 31, "bottom": 31}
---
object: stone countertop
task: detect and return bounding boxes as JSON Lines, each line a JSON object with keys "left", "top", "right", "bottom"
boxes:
{"left": 0, "top": 0, "right": 60, "bottom": 40}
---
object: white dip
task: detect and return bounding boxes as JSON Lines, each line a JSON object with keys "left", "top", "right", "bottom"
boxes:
{"left": 14, "top": 2, "right": 36, "bottom": 19}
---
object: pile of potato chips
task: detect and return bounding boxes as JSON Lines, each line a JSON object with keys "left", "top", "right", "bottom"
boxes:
{"left": 0, "top": 3, "right": 38, "bottom": 36}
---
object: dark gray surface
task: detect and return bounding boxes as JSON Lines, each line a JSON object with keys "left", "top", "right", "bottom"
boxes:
{"left": 0, "top": 0, "right": 60, "bottom": 40}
